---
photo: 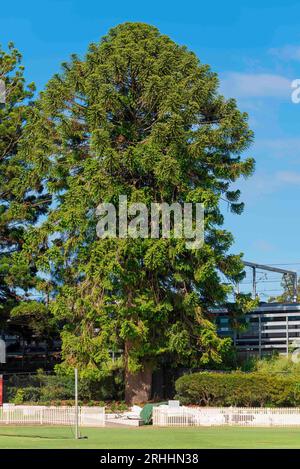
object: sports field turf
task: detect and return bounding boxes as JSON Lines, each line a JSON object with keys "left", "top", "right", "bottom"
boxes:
{"left": 0, "top": 426, "right": 300, "bottom": 448}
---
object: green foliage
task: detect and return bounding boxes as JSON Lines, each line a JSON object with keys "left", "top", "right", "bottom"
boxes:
{"left": 249, "top": 354, "right": 300, "bottom": 374}
{"left": 12, "top": 388, "right": 25, "bottom": 405}
{"left": 0, "top": 43, "right": 52, "bottom": 338}
{"left": 269, "top": 274, "right": 300, "bottom": 303}
{"left": 175, "top": 371, "right": 300, "bottom": 407}
{"left": 12, "top": 387, "right": 40, "bottom": 404}
{"left": 17, "top": 22, "right": 255, "bottom": 396}
{"left": 10, "top": 300, "right": 57, "bottom": 340}
{"left": 5, "top": 370, "right": 124, "bottom": 403}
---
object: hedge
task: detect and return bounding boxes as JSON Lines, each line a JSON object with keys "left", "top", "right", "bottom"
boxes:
{"left": 4, "top": 370, "right": 124, "bottom": 404}
{"left": 175, "top": 371, "right": 300, "bottom": 407}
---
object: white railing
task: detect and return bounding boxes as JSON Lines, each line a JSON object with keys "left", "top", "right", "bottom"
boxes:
{"left": 0, "top": 405, "right": 105, "bottom": 427}
{"left": 152, "top": 406, "right": 300, "bottom": 427}
{"left": 80, "top": 406, "right": 106, "bottom": 427}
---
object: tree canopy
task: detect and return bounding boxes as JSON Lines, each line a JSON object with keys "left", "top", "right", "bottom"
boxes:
{"left": 0, "top": 43, "right": 50, "bottom": 336}
{"left": 17, "top": 23, "right": 255, "bottom": 402}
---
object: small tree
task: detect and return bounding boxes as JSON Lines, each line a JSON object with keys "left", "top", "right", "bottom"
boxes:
{"left": 269, "top": 274, "right": 300, "bottom": 303}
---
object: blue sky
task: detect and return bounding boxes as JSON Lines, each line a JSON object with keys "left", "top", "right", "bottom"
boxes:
{"left": 1, "top": 0, "right": 300, "bottom": 297}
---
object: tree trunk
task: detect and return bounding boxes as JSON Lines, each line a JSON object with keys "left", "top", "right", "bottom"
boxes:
{"left": 124, "top": 341, "right": 153, "bottom": 404}
{"left": 125, "top": 363, "right": 153, "bottom": 404}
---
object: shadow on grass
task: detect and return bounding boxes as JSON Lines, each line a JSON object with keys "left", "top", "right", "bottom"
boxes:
{"left": 0, "top": 432, "right": 73, "bottom": 440}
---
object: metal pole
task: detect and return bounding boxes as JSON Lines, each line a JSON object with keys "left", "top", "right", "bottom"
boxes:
{"left": 252, "top": 267, "right": 256, "bottom": 299}
{"left": 258, "top": 315, "right": 262, "bottom": 359}
{"left": 75, "top": 368, "right": 79, "bottom": 439}
{"left": 0, "top": 339, "right": 5, "bottom": 407}
{"left": 286, "top": 316, "right": 289, "bottom": 356}
{"left": 293, "top": 274, "right": 298, "bottom": 303}
{"left": 244, "top": 261, "right": 298, "bottom": 303}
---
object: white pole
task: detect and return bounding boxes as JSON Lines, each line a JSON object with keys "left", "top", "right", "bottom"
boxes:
{"left": 75, "top": 368, "right": 79, "bottom": 439}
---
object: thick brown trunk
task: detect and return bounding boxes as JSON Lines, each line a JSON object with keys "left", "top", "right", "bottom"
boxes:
{"left": 124, "top": 341, "right": 152, "bottom": 404}
{"left": 125, "top": 363, "right": 153, "bottom": 405}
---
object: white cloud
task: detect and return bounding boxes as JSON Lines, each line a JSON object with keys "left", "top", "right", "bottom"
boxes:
{"left": 229, "top": 170, "right": 300, "bottom": 206}
{"left": 250, "top": 170, "right": 300, "bottom": 192}
{"left": 221, "top": 72, "right": 291, "bottom": 99}
{"left": 241, "top": 172, "right": 281, "bottom": 196}
{"left": 252, "top": 239, "right": 275, "bottom": 253}
{"left": 276, "top": 171, "right": 300, "bottom": 184}
{"left": 269, "top": 45, "right": 300, "bottom": 61}
{"left": 255, "top": 138, "right": 300, "bottom": 159}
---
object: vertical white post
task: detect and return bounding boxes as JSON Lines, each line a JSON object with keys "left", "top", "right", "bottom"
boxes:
{"left": 75, "top": 368, "right": 79, "bottom": 439}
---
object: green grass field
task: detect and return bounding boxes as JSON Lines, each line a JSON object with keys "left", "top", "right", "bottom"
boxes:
{"left": 1, "top": 426, "right": 300, "bottom": 448}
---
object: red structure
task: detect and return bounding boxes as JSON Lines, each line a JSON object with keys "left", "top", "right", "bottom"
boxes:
{"left": 0, "top": 375, "right": 3, "bottom": 406}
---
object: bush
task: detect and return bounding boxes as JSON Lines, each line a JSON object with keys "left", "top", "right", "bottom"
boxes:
{"left": 175, "top": 371, "right": 300, "bottom": 407}
{"left": 4, "top": 369, "right": 124, "bottom": 404}
{"left": 12, "top": 389, "right": 25, "bottom": 405}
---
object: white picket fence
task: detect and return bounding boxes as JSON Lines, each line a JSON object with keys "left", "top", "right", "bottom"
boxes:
{"left": 0, "top": 405, "right": 105, "bottom": 427}
{"left": 152, "top": 406, "right": 300, "bottom": 427}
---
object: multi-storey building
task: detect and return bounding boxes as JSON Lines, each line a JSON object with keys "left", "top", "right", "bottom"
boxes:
{"left": 215, "top": 302, "right": 300, "bottom": 358}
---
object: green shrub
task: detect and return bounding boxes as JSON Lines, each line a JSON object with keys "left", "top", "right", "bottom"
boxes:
{"left": 175, "top": 371, "right": 300, "bottom": 407}
{"left": 4, "top": 369, "right": 124, "bottom": 404}
{"left": 11, "top": 386, "right": 42, "bottom": 404}
{"left": 21, "top": 386, "right": 41, "bottom": 402}
{"left": 12, "top": 389, "right": 25, "bottom": 405}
